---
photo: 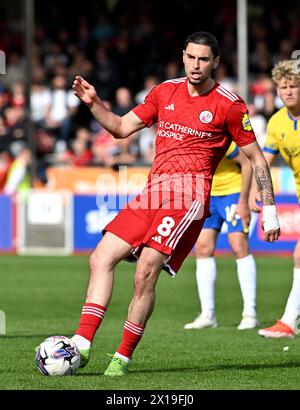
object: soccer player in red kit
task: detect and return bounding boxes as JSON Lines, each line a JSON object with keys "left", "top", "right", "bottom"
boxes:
{"left": 71, "top": 31, "right": 280, "bottom": 376}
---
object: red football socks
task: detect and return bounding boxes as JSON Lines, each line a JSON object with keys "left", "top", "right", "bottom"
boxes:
{"left": 75, "top": 303, "right": 106, "bottom": 342}
{"left": 117, "top": 320, "right": 145, "bottom": 360}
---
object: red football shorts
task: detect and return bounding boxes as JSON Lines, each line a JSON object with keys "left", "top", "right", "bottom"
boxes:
{"left": 104, "top": 191, "right": 206, "bottom": 276}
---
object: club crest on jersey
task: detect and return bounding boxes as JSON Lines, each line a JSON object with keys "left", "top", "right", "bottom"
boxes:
{"left": 242, "top": 113, "right": 253, "bottom": 131}
{"left": 199, "top": 110, "right": 213, "bottom": 124}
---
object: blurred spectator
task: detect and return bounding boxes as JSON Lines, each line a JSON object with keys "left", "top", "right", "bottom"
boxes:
{"left": 112, "top": 135, "right": 139, "bottom": 167}
{"left": 248, "top": 103, "right": 267, "bottom": 148}
{"left": 76, "top": 17, "right": 91, "bottom": 51}
{"left": 134, "top": 76, "right": 157, "bottom": 165}
{"left": 30, "top": 81, "right": 51, "bottom": 125}
{"left": 251, "top": 76, "right": 283, "bottom": 120}
{"left": 91, "top": 129, "right": 117, "bottom": 167}
{"left": 0, "top": 149, "right": 12, "bottom": 191}
{"left": 274, "top": 39, "right": 295, "bottom": 62}
{"left": 92, "top": 14, "right": 115, "bottom": 42}
{"left": 135, "top": 74, "right": 159, "bottom": 104}
{"left": 55, "top": 127, "right": 92, "bottom": 167}
{"left": 89, "top": 100, "right": 117, "bottom": 167}
{"left": 137, "top": 126, "right": 156, "bottom": 165}
{"left": 250, "top": 76, "right": 274, "bottom": 98}
{"left": 114, "top": 30, "right": 136, "bottom": 89}
{"left": 91, "top": 46, "right": 120, "bottom": 101}
{"left": 1, "top": 51, "right": 24, "bottom": 88}
{"left": 3, "top": 106, "right": 26, "bottom": 145}
{"left": 44, "top": 74, "right": 79, "bottom": 141}
{"left": 68, "top": 51, "right": 93, "bottom": 81}
{"left": 163, "top": 61, "right": 182, "bottom": 81}
{"left": 0, "top": 89, "right": 10, "bottom": 117}
{"left": 75, "top": 127, "right": 91, "bottom": 144}
{"left": 36, "top": 128, "right": 56, "bottom": 157}
{"left": 10, "top": 82, "right": 25, "bottom": 108}
{"left": 257, "top": 90, "right": 280, "bottom": 122}
{"left": 250, "top": 40, "right": 272, "bottom": 75}
{"left": 91, "top": 123, "right": 138, "bottom": 168}
{"left": 3, "top": 142, "right": 31, "bottom": 194}
{"left": 113, "top": 87, "right": 135, "bottom": 116}
{"left": 44, "top": 42, "right": 69, "bottom": 75}
{"left": 131, "top": 84, "right": 156, "bottom": 165}
{"left": 35, "top": 127, "right": 56, "bottom": 184}
{"left": 0, "top": 116, "right": 9, "bottom": 154}
{"left": 214, "top": 63, "right": 238, "bottom": 93}
{"left": 0, "top": 116, "right": 7, "bottom": 138}
{"left": 31, "top": 64, "right": 47, "bottom": 86}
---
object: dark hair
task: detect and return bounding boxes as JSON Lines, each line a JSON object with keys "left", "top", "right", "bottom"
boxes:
{"left": 184, "top": 31, "right": 220, "bottom": 59}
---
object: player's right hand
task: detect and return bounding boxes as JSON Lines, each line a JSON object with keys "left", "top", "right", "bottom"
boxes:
{"left": 72, "top": 76, "right": 97, "bottom": 107}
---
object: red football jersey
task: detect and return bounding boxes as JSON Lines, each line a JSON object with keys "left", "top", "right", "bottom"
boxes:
{"left": 132, "top": 77, "right": 256, "bottom": 210}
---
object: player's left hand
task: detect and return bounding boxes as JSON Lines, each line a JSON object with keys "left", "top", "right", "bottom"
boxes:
{"left": 232, "top": 201, "right": 251, "bottom": 232}
{"left": 249, "top": 186, "right": 261, "bottom": 213}
{"left": 261, "top": 205, "right": 281, "bottom": 242}
{"left": 262, "top": 227, "right": 281, "bottom": 243}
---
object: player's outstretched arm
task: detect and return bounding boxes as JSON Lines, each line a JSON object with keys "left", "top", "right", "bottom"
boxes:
{"left": 240, "top": 141, "right": 280, "bottom": 243}
{"left": 72, "top": 76, "right": 145, "bottom": 139}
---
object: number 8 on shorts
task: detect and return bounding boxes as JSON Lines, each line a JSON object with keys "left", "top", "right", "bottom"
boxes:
{"left": 157, "top": 217, "right": 175, "bottom": 237}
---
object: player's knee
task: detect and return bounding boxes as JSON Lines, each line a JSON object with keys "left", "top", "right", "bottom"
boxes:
{"left": 89, "top": 248, "right": 112, "bottom": 274}
{"left": 195, "top": 242, "right": 214, "bottom": 258}
{"left": 89, "top": 250, "right": 100, "bottom": 274}
{"left": 134, "top": 266, "right": 155, "bottom": 296}
{"left": 231, "top": 243, "right": 248, "bottom": 259}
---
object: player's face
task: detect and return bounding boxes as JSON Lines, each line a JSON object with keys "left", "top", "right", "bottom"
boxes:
{"left": 277, "top": 78, "right": 300, "bottom": 109}
{"left": 183, "top": 43, "right": 218, "bottom": 86}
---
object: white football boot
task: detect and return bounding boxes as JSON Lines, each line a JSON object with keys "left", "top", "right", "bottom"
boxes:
{"left": 184, "top": 313, "right": 217, "bottom": 330}
{"left": 237, "top": 315, "right": 259, "bottom": 330}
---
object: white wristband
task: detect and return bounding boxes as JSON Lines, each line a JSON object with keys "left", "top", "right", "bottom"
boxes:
{"left": 262, "top": 205, "right": 280, "bottom": 232}
{"left": 262, "top": 205, "right": 277, "bottom": 216}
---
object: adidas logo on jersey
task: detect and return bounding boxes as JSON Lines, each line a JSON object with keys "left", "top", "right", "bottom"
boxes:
{"left": 165, "top": 103, "right": 174, "bottom": 111}
{"left": 151, "top": 235, "right": 162, "bottom": 244}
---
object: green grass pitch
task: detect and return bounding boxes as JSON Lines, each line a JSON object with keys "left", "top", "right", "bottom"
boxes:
{"left": 0, "top": 254, "right": 300, "bottom": 390}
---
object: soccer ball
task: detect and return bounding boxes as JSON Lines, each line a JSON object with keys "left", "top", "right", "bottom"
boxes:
{"left": 35, "top": 335, "right": 80, "bottom": 376}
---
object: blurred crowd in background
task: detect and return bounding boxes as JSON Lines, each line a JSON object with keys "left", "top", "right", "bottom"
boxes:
{"left": 0, "top": 0, "right": 299, "bottom": 192}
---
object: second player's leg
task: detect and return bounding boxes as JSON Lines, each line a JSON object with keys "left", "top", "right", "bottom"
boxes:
{"left": 228, "top": 231, "right": 258, "bottom": 329}
{"left": 86, "top": 232, "right": 134, "bottom": 306}
{"left": 227, "top": 231, "right": 249, "bottom": 259}
{"left": 194, "top": 228, "right": 218, "bottom": 258}
{"left": 278, "top": 238, "right": 300, "bottom": 331}
{"left": 184, "top": 228, "right": 219, "bottom": 329}
{"left": 258, "top": 238, "right": 300, "bottom": 338}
